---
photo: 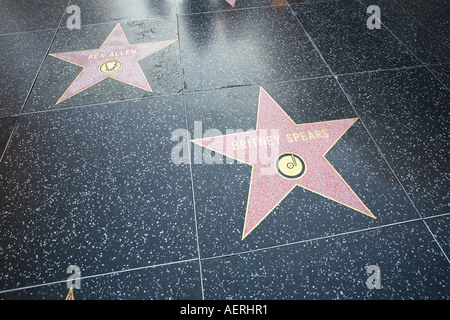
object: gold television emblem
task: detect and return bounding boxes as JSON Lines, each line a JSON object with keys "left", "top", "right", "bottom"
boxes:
{"left": 99, "top": 60, "right": 122, "bottom": 74}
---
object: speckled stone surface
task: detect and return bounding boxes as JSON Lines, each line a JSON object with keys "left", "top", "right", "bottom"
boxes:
{"left": 178, "top": 0, "right": 276, "bottom": 14}
{"left": 201, "top": 221, "right": 449, "bottom": 299}
{"left": 0, "top": 30, "right": 55, "bottom": 117}
{"left": 0, "top": 97, "right": 197, "bottom": 292}
{"left": 179, "top": 5, "right": 331, "bottom": 92}
{"left": 63, "top": 0, "right": 178, "bottom": 26}
{"left": 291, "top": 0, "right": 421, "bottom": 74}
{"left": 428, "top": 64, "right": 450, "bottom": 89}
{"left": 0, "top": 0, "right": 448, "bottom": 301}
{"left": 358, "top": 0, "right": 450, "bottom": 65}
{"left": 394, "top": 0, "right": 449, "bottom": 47}
{"left": 186, "top": 81, "right": 419, "bottom": 257}
{"left": 425, "top": 215, "right": 450, "bottom": 258}
{"left": 0, "top": 261, "right": 202, "bottom": 300}
{"left": 0, "top": 0, "right": 68, "bottom": 34}
{"left": 0, "top": 117, "right": 16, "bottom": 158}
{"left": 339, "top": 68, "right": 449, "bottom": 217}
{"left": 23, "top": 18, "right": 182, "bottom": 113}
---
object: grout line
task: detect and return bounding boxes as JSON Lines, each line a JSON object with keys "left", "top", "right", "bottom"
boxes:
{"left": 0, "top": 258, "right": 199, "bottom": 295}
{"left": 16, "top": 75, "right": 335, "bottom": 117}
{"left": 355, "top": 8, "right": 450, "bottom": 263}
{"left": 3, "top": 212, "right": 449, "bottom": 295}
{"left": 286, "top": 1, "right": 450, "bottom": 263}
{"left": 423, "top": 212, "right": 450, "bottom": 220}
{"left": 176, "top": 13, "right": 205, "bottom": 301}
{"left": 355, "top": 0, "right": 449, "bottom": 91}
{"left": 392, "top": 0, "right": 450, "bottom": 50}
{"left": 286, "top": 1, "right": 418, "bottom": 210}
{"left": 175, "top": 0, "right": 179, "bottom": 16}
{"left": 386, "top": 41, "right": 449, "bottom": 91}
{"left": 176, "top": 2, "right": 286, "bottom": 17}
{"left": 183, "top": 74, "right": 335, "bottom": 95}
{"left": 0, "top": 120, "right": 19, "bottom": 164}
{"left": 50, "top": 2, "right": 284, "bottom": 32}
{"left": 19, "top": 91, "right": 184, "bottom": 116}
{"left": 425, "top": 62, "right": 450, "bottom": 67}
{"left": 0, "top": 27, "right": 58, "bottom": 37}
{"left": 334, "top": 64, "right": 426, "bottom": 77}
{"left": 8, "top": 1, "right": 449, "bottom": 118}
{"left": 18, "top": 0, "right": 72, "bottom": 115}
{"left": 201, "top": 218, "right": 425, "bottom": 261}
{"left": 16, "top": 62, "right": 434, "bottom": 119}
{"left": 421, "top": 219, "right": 450, "bottom": 263}
{"left": 56, "top": 14, "right": 178, "bottom": 32}
{"left": 200, "top": 214, "right": 450, "bottom": 263}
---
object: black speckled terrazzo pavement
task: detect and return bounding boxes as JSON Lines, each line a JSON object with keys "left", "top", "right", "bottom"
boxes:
{"left": 0, "top": 0, "right": 448, "bottom": 302}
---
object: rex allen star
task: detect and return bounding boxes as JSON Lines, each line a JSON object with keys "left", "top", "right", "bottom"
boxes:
{"left": 50, "top": 23, "right": 177, "bottom": 104}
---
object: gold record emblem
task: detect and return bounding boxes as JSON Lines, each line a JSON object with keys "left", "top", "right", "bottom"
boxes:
{"left": 275, "top": 153, "right": 306, "bottom": 180}
{"left": 99, "top": 60, "right": 122, "bottom": 74}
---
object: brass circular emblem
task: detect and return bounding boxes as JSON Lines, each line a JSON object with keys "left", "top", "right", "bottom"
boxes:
{"left": 275, "top": 153, "right": 306, "bottom": 180}
{"left": 99, "top": 60, "right": 122, "bottom": 74}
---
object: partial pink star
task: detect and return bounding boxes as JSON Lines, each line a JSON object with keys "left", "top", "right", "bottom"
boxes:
{"left": 225, "top": 0, "right": 236, "bottom": 7}
{"left": 192, "top": 87, "right": 375, "bottom": 239}
{"left": 50, "top": 23, "right": 177, "bottom": 104}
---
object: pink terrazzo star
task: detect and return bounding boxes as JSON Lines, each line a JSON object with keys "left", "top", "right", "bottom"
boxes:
{"left": 225, "top": 0, "right": 236, "bottom": 7}
{"left": 50, "top": 23, "right": 177, "bottom": 104}
{"left": 192, "top": 87, "right": 375, "bottom": 240}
